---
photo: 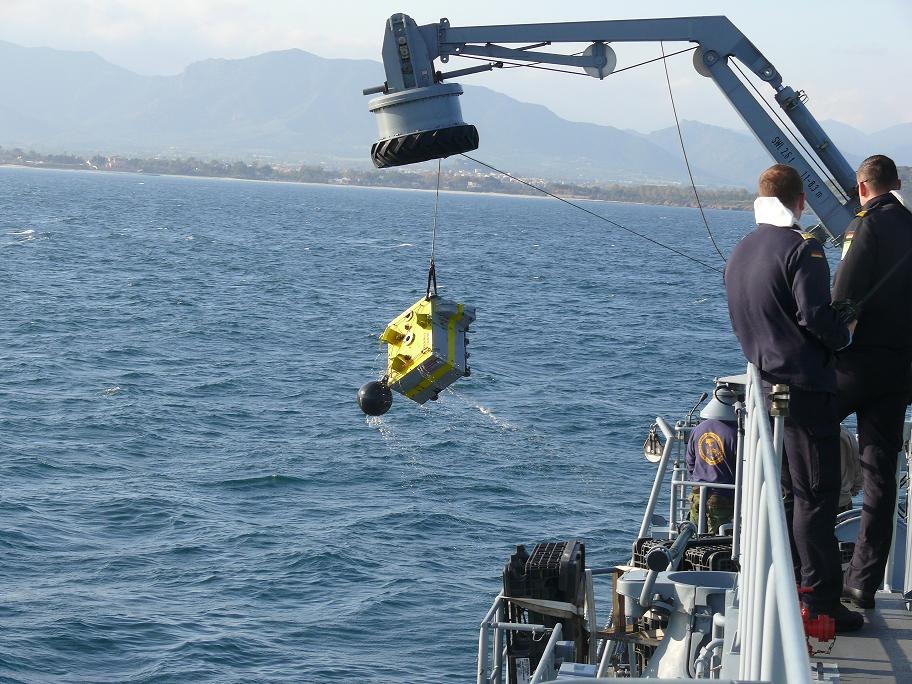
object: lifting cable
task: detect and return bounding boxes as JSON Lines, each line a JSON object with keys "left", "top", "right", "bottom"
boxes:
{"left": 466, "top": 45, "right": 849, "bottom": 207}
{"left": 459, "top": 153, "right": 724, "bottom": 276}
{"left": 660, "top": 41, "right": 727, "bottom": 264}
{"left": 457, "top": 45, "right": 725, "bottom": 274}
{"left": 426, "top": 158, "right": 442, "bottom": 298}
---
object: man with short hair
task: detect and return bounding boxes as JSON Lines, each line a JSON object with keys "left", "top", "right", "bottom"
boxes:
{"left": 833, "top": 155, "right": 912, "bottom": 610}
{"left": 725, "top": 164, "right": 862, "bottom": 631}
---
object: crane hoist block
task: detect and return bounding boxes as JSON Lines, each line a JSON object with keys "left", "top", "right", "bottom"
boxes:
{"left": 380, "top": 296, "right": 475, "bottom": 404}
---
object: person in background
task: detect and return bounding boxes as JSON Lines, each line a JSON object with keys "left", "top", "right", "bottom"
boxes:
{"left": 832, "top": 154, "right": 912, "bottom": 610}
{"left": 686, "top": 386, "right": 738, "bottom": 534}
{"left": 838, "top": 428, "right": 862, "bottom": 514}
{"left": 725, "top": 164, "right": 862, "bottom": 632}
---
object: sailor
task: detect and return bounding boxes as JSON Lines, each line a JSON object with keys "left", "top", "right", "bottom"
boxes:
{"left": 724, "top": 164, "right": 862, "bottom": 632}
{"left": 832, "top": 155, "right": 912, "bottom": 610}
{"left": 686, "top": 387, "right": 738, "bottom": 534}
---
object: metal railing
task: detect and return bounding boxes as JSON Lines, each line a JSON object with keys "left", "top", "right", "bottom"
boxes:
{"left": 475, "top": 362, "right": 809, "bottom": 682}
{"left": 735, "top": 364, "right": 809, "bottom": 681}
{"left": 638, "top": 416, "right": 676, "bottom": 540}
{"left": 476, "top": 569, "right": 598, "bottom": 684}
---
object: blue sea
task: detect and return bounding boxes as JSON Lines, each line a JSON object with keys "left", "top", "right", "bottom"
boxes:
{"left": 1, "top": 165, "right": 759, "bottom": 682}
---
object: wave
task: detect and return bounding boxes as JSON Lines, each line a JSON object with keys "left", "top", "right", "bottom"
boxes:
{"left": 206, "top": 474, "right": 309, "bottom": 490}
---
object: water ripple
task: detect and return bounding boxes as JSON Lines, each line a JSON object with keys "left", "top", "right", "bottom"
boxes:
{"left": 0, "top": 167, "right": 751, "bottom": 682}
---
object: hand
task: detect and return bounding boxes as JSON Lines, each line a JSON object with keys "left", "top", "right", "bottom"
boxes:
{"left": 832, "top": 298, "right": 860, "bottom": 324}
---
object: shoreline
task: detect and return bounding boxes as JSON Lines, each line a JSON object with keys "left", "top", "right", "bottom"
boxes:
{"left": 0, "top": 161, "right": 753, "bottom": 211}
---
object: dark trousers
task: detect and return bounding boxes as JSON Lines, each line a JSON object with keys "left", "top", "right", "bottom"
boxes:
{"left": 837, "top": 351, "right": 912, "bottom": 594}
{"left": 779, "top": 387, "right": 842, "bottom": 612}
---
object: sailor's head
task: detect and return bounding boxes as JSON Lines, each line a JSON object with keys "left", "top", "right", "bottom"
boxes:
{"left": 701, "top": 386, "right": 737, "bottom": 422}
{"left": 759, "top": 164, "right": 805, "bottom": 221}
{"left": 857, "top": 154, "right": 900, "bottom": 204}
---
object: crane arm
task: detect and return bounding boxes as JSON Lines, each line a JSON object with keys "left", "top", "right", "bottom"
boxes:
{"left": 365, "top": 14, "right": 859, "bottom": 238}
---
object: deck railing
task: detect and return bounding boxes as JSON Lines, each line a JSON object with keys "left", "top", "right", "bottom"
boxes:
{"left": 735, "top": 363, "right": 810, "bottom": 681}
{"left": 475, "top": 362, "right": 811, "bottom": 682}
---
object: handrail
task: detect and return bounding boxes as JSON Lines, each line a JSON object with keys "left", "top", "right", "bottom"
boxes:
{"left": 638, "top": 416, "right": 676, "bottom": 540}
{"left": 476, "top": 596, "right": 504, "bottom": 684}
{"left": 529, "top": 623, "right": 564, "bottom": 684}
{"left": 477, "top": 362, "right": 811, "bottom": 682}
{"left": 905, "top": 432, "right": 912, "bottom": 598}
{"left": 736, "top": 364, "right": 810, "bottom": 682}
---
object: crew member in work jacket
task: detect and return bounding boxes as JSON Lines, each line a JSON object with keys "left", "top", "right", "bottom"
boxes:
{"left": 832, "top": 154, "right": 912, "bottom": 611}
{"left": 725, "top": 164, "right": 861, "bottom": 632}
{"left": 686, "top": 387, "right": 738, "bottom": 534}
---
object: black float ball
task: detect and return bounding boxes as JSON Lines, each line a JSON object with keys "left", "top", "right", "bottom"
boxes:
{"left": 358, "top": 381, "right": 393, "bottom": 416}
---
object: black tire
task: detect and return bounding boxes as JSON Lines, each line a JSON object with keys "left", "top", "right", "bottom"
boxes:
{"left": 371, "top": 124, "right": 479, "bottom": 168}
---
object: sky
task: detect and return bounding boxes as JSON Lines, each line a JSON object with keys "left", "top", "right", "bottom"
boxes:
{"left": 1, "top": 0, "right": 910, "bottom": 134}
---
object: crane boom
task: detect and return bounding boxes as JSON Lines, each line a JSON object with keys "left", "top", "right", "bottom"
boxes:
{"left": 365, "top": 14, "right": 859, "bottom": 238}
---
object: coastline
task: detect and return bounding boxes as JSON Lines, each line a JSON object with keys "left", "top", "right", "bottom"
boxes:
{"left": 0, "top": 161, "right": 754, "bottom": 211}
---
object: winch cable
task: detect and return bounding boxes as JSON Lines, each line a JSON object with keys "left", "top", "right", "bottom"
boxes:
{"left": 660, "top": 41, "right": 726, "bottom": 264}
{"left": 458, "top": 44, "right": 727, "bottom": 274}
{"left": 426, "top": 158, "right": 442, "bottom": 298}
{"left": 730, "top": 59, "right": 851, "bottom": 206}
{"left": 458, "top": 45, "right": 697, "bottom": 79}
{"left": 461, "top": 44, "right": 853, "bottom": 251}
{"left": 459, "top": 153, "right": 724, "bottom": 276}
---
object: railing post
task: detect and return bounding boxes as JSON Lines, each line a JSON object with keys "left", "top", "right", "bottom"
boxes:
{"left": 760, "top": 571, "right": 781, "bottom": 681}
{"left": 884, "top": 455, "right": 903, "bottom": 592}
{"left": 671, "top": 460, "right": 682, "bottom": 537}
{"left": 732, "top": 400, "right": 746, "bottom": 560}
{"left": 905, "top": 432, "right": 912, "bottom": 596}
{"left": 478, "top": 597, "right": 501, "bottom": 684}
{"left": 638, "top": 416, "right": 675, "bottom": 540}
{"left": 737, "top": 364, "right": 811, "bottom": 682}
{"left": 697, "top": 485, "right": 708, "bottom": 535}
{"left": 528, "top": 623, "right": 563, "bottom": 684}
{"left": 492, "top": 601, "right": 503, "bottom": 683}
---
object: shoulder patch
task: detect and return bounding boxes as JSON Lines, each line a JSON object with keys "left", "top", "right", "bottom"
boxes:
{"left": 797, "top": 232, "right": 824, "bottom": 257}
{"left": 840, "top": 229, "right": 856, "bottom": 259}
{"left": 855, "top": 209, "right": 867, "bottom": 218}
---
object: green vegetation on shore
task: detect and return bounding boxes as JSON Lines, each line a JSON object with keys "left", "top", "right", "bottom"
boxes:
{"left": 3, "top": 147, "right": 909, "bottom": 212}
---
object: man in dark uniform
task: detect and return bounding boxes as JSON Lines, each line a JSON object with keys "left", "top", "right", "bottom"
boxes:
{"left": 725, "top": 164, "right": 862, "bottom": 631}
{"left": 686, "top": 386, "right": 738, "bottom": 534}
{"left": 833, "top": 155, "right": 912, "bottom": 610}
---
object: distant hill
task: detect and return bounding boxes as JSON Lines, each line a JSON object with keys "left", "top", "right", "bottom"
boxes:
{"left": 645, "top": 121, "right": 772, "bottom": 188}
{"left": 0, "top": 40, "right": 908, "bottom": 188}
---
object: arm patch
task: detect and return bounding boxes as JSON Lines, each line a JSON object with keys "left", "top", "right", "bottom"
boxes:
{"left": 840, "top": 229, "right": 855, "bottom": 259}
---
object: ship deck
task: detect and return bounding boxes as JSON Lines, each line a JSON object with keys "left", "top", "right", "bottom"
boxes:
{"left": 818, "top": 592, "right": 912, "bottom": 682}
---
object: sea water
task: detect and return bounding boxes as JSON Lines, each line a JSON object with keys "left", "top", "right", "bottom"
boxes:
{"left": 2, "top": 165, "right": 758, "bottom": 682}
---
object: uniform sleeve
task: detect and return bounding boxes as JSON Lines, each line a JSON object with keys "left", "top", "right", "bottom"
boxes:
{"left": 724, "top": 426, "right": 738, "bottom": 470}
{"left": 833, "top": 218, "right": 876, "bottom": 304}
{"left": 685, "top": 431, "right": 696, "bottom": 476}
{"left": 791, "top": 239, "right": 851, "bottom": 351}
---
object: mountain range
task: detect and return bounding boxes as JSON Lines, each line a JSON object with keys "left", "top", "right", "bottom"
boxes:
{"left": 0, "top": 40, "right": 908, "bottom": 188}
